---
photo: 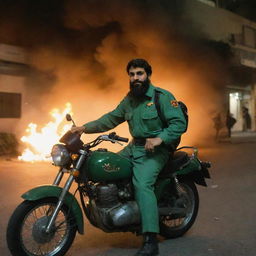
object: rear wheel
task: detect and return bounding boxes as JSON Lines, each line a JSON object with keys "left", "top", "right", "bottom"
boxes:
{"left": 159, "top": 180, "right": 199, "bottom": 238}
{"left": 6, "top": 197, "right": 77, "bottom": 256}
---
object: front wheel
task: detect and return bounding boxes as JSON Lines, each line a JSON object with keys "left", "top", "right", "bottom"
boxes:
{"left": 159, "top": 179, "right": 199, "bottom": 239}
{"left": 6, "top": 197, "right": 77, "bottom": 256}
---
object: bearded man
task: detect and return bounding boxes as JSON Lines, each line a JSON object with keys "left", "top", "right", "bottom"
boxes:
{"left": 71, "top": 58, "right": 186, "bottom": 256}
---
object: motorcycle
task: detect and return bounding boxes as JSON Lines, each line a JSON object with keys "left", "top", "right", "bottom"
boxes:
{"left": 7, "top": 114, "right": 211, "bottom": 256}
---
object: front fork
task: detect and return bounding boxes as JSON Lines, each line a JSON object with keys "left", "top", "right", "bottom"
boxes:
{"left": 45, "top": 150, "right": 87, "bottom": 233}
{"left": 52, "top": 168, "right": 64, "bottom": 186}
{"left": 45, "top": 174, "right": 74, "bottom": 233}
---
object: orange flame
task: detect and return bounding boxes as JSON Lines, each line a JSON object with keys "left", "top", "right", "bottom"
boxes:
{"left": 18, "top": 103, "right": 73, "bottom": 162}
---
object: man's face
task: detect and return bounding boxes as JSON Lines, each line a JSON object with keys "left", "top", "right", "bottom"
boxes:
{"left": 128, "top": 67, "right": 150, "bottom": 98}
{"left": 128, "top": 67, "right": 148, "bottom": 84}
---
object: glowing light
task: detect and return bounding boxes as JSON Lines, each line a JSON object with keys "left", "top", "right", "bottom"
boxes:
{"left": 18, "top": 103, "right": 73, "bottom": 162}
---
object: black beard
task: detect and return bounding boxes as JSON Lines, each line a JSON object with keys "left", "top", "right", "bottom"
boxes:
{"left": 129, "top": 78, "right": 150, "bottom": 98}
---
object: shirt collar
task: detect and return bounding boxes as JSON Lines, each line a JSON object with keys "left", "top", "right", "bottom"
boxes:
{"left": 145, "top": 84, "right": 155, "bottom": 99}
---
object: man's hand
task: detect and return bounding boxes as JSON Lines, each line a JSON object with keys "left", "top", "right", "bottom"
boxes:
{"left": 145, "top": 137, "right": 163, "bottom": 152}
{"left": 70, "top": 126, "right": 85, "bottom": 135}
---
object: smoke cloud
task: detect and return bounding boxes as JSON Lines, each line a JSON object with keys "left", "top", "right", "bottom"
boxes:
{"left": 0, "top": 0, "right": 231, "bottom": 148}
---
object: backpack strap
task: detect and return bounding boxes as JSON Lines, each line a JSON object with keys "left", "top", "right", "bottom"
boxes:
{"left": 154, "top": 89, "right": 180, "bottom": 151}
{"left": 154, "top": 90, "right": 167, "bottom": 127}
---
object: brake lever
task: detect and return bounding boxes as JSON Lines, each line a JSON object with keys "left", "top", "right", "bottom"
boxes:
{"left": 99, "top": 135, "right": 115, "bottom": 143}
{"left": 115, "top": 140, "right": 123, "bottom": 146}
{"left": 99, "top": 135, "right": 123, "bottom": 146}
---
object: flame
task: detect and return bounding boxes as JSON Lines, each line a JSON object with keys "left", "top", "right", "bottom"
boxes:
{"left": 18, "top": 103, "right": 73, "bottom": 162}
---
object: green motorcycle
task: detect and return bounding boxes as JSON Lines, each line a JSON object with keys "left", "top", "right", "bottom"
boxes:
{"left": 7, "top": 114, "right": 211, "bottom": 256}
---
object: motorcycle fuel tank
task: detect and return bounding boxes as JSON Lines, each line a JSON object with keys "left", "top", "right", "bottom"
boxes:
{"left": 84, "top": 149, "right": 133, "bottom": 182}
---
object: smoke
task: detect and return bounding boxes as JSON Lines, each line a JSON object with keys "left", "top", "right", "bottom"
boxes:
{"left": 0, "top": 0, "right": 231, "bottom": 147}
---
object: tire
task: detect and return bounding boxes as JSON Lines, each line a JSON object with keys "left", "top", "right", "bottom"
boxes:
{"left": 159, "top": 180, "right": 199, "bottom": 239}
{"left": 6, "top": 197, "right": 77, "bottom": 256}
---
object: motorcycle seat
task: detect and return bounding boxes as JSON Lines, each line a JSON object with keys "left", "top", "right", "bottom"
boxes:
{"left": 160, "top": 151, "right": 190, "bottom": 177}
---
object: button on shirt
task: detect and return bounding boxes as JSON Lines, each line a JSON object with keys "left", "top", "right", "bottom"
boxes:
{"left": 84, "top": 84, "right": 186, "bottom": 146}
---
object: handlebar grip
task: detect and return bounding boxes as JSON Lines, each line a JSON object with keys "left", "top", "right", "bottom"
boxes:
{"left": 116, "top": 136, "right": 129, "bottom": 143}
{"left": 108, "top": 132, "right": 128, "bottom": 143}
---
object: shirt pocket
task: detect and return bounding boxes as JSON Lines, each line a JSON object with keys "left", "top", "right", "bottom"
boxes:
{"left": 141, "top": 110, "right": 162, "bottom": 132}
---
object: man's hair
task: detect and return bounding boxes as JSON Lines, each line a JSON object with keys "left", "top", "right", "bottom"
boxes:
{"left": 126, "top": 58, "right": 152, "bottom": 76}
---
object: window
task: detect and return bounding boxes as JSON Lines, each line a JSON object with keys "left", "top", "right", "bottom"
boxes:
{"left": 243, "top": 26, "right": 256, "bottom": 48}
{"left": 196, "top": 0, "right": 216, "bottom": 7}
{"left": 0, "top": 92, "right": 21, "bottom": 118}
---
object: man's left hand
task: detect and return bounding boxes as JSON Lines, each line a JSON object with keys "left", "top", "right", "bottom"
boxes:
{"left": 145, "top": 137, "right": 163, "bottom": 152}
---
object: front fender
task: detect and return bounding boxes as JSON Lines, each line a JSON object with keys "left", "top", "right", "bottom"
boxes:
{"left": 22, "top": 185, "right": 84, "bottom": 234}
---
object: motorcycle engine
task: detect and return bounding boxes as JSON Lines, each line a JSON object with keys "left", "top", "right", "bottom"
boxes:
{"left": 96, "top": 183, "right": 119, "bottom": 208}
{"left": 90, "top": 183, "right": 140, "bottom": 229}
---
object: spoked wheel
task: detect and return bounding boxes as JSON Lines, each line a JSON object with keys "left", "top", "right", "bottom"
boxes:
{"left": 159, "top": 180, "right": 199, "bottom": 238}
{"left": 7, "top": 197, "right": 77, "bottom": 256}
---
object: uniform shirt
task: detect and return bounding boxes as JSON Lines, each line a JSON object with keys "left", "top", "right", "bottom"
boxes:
{"left": 84, "top": 84, "right": 186, "bottom": 146}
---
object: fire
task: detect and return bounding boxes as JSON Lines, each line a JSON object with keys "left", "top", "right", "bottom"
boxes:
{"left": 18, "top": 103, "right": 73, "bottom": 162}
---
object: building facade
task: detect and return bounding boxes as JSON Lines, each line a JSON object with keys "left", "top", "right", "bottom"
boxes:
{"left": 0, "top": 44, "right": 28, "bottom": 133}
{"left": 185, "top": 0, "right": 256, "bottom": 131}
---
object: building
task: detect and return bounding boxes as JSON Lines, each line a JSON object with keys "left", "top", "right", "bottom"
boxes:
{"left": 184, "top": 0, "right": 256, "bottom": 131}
{"left": 0, "top": 44, "right": 28, "bottom": 133}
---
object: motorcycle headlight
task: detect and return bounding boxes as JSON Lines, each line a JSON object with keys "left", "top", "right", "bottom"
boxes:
{"left": 51, "top": 144, "right": 70, "bottom": 166}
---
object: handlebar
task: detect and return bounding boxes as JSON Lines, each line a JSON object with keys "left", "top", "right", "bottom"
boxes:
{"left": 86, "top": 132, "right": 129, "bottom": 148}
{"left": 109, "top": 132, "right": 129, "bottom": 143}
{"left": 116, "top": 136, "right": 129, "bottom": 142}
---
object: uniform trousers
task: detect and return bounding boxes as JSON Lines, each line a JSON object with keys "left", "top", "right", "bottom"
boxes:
{"left": 119, "top": 143, "right": 169, "bottom": 233}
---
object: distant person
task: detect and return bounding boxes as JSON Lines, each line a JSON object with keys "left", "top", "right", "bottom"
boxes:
{"left": 226, "top": 111, "right": 236, "bottom": 137}
{"left": 242, "top": 106, "right": 251, "bottom": 131}
{"left": 212, "top": 112, "right": 222, "bottom": 141}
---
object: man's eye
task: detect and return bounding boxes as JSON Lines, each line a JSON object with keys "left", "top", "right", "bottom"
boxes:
{"left": 129, "top": 73, "right": 135, "bottom": 76}
{"left": 137, "top": 72, "right": 143, "bottom": 75}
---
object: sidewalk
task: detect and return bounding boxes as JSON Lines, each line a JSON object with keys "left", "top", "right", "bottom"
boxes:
{"left": 220, "top": 131, "right": 256, "bottom": 143}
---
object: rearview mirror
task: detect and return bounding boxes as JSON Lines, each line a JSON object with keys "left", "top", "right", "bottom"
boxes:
{"left": 66, "top": 114, "right": 72, "bottom": 122}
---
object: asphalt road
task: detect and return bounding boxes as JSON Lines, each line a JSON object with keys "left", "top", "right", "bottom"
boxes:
{"left": 1, "top": 141, "right": 256, "bottom": 256}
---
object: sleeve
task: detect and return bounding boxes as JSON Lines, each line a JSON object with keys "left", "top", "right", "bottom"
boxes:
{"left": 83, "top": 98, "right": 126, "bottom": 133}
{"left": 157, "top": 92, "right": 187, "bottom": 145}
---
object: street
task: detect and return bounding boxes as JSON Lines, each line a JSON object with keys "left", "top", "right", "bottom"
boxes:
{"left": 0, "top": 141, "right": 256, "bottom": 256}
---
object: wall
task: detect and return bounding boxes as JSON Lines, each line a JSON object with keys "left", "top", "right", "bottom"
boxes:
{"left": 184, "top": 0, "right": 256, "bottom": 131}
{"left": 184, "top": 0, "right": 256, "bottom": 41}
{"left": 0, "top": 74, "right": 26, "bottom": 133}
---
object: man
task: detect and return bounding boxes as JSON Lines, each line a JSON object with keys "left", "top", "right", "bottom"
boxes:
{"left": 242, "top": 106, "right": 251, "bottom": 131}
{"left": 71, "top": 58, "right": 186, "bottom": 256}
{"left": 226, "top": 111, "right": 236, "bottom": 138}
{"left": 212, "top": 113, "right": 222, "bottom": 141}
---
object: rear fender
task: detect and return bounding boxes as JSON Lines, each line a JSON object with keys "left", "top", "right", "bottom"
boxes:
{"left": 22, "top": 185, "right": 84, "bottom": 234}
{"left": 175, "top": 158, "right": 211, "bottom": 187}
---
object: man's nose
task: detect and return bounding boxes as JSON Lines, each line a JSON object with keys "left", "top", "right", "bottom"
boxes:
{"left": 134, "top": 74, "right": 139, "bottom": 80}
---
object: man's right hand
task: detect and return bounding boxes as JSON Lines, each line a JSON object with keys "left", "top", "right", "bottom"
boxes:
{"left": 70, "top": 126, "right": 85, "bottom": 135}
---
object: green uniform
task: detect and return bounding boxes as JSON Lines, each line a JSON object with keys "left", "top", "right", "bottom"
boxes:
{"left": 84, "top": 84, "right": 186, "bottom": 233}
